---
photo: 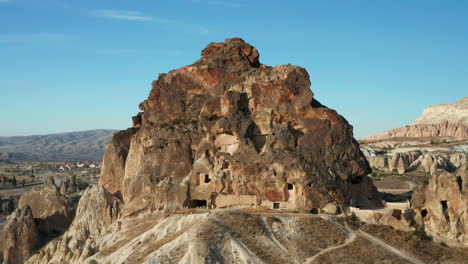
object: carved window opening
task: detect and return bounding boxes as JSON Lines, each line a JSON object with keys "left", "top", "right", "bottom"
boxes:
{"left": 441, "top": 200, "right": 450, "bottom": 222}
{"left": 204, "top": 174, "right": 211, "bottom": 183}
{"left": 421, "top": 209, "right": 428, "bottom": 218}
{"left": 457, "top": 176, "right": 463, "bottom": 192}
{"left": 273, "top": 202, "right": 280, "bottom": 209}
{"left": 350, "top": 177, "right": 362, "bottom": 185}
{"left": 287, "top": 184, "right": 294, "bottom": 190}
{"left": 246, "top": 122, "right": 266, "bottom": 153}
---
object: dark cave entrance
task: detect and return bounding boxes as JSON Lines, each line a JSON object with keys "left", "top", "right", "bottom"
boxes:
{"left": 441, "top": 200, "right": 449, "bottom": 222}
{"left": 188, "top": 200, "right": 207, "bottom": 208}
{"left": 457, "top": 176, "right": 463, "bottom": 192}
{"left": 204, "top": 174, "right": 211, "bottom": 183}
{"left": 273, "top": 202, "right": 280, "bottom": 209}
{"left": 310, "top": 208, "right": 319, "bottom": 214}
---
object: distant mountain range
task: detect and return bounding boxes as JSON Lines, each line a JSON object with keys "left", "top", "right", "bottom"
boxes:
{"left": 0, "top": 129, "right": 117, "bottom": 162}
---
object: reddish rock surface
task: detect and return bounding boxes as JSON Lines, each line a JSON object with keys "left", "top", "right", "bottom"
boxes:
{"left": 99, "top": 37, "right": 378, "bottom": 217}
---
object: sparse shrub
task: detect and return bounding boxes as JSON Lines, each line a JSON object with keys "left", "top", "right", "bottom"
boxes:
{"left": 7, "top": 197, "right": 15, "bottom": 213}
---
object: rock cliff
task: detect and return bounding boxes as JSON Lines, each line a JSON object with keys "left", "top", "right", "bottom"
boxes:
{"left": 99, "top": 37, "right": 376, "bottom": 216}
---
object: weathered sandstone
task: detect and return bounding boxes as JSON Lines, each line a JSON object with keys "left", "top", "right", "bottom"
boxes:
{"left": 18, "top": 176, "right": 74, "bottom": 235}
{"left": 0, "top": 206, "right": 38, "bottom": 264}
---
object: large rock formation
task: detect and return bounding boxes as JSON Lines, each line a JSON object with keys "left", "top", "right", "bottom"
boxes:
{"left": 411, "top": 164, "right": 468, "bottom": 246}
{"left": 99, "top": 37, "right": 376, "bottom": 217}
{"left": 18, "top": 176, "right": 74, "bottom": 235}
{"left": 363, "top": 98, "right": 468, "bottom": 141}
{"left": 0, "top": 206, "right": 38, "bottom": 264}
{"left": 16, "top": 38, "right": 382, "bottom": 263}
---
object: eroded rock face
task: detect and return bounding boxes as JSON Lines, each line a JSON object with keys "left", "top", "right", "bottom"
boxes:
{"left": 18, "top": 176, "right": 74, "bottom": 235}
{"left": 368, "top": 151, "right": 462, "bottom": 175}
{"left": 26, "top": 186, "right": 121, "bottom": 264}
{"left": 98, "top": 38, "right": 375, "bottom": 217}
{"left": 0, "top": 206, "right": 38, "bottom": 264}
{"left": 411, "top": 165, "right": 468, "bottom": 246}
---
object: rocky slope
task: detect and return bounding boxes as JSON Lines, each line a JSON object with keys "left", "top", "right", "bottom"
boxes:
{"left": 0, "top": 129, "right": 117, "bottom": 162}
{"left": 2, "top": 38, "right": 384, "bottom": 263}
{"left": 362, "top": 98, "right": 468, "bottom": 141}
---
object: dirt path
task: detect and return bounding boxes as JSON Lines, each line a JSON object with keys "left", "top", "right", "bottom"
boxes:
{"left": 305, "top": 216, "right": 425, "bottom": 264}
{"left": 304, "top": 216, "right": 357, "bottom": 264}
{"left": 357, "top": 230, "right": 425, "bottom": 264}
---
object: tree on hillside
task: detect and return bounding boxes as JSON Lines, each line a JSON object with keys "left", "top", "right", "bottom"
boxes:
{"left": 7, "top": 197, "right": 14, "bottom": 213}
{"left": 22, "top": 179, "right": 26, "bottom": 186}
{"left": 71, "top": 175, "right": 77, "bottom": 185}
{"left": 12, "top": 176, "right": 17, "bottom": 186}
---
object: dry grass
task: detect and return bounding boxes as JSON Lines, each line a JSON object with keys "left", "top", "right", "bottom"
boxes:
{"left": 361, "top": 224, "right": 468, "bottom": 264}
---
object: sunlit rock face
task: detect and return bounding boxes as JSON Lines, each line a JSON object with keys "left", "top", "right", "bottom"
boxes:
{"left": 99, "top": 37, "right": 377, "bottom": 217}
{"left": 412, "top": 164, "right": 468, "bottom": 247}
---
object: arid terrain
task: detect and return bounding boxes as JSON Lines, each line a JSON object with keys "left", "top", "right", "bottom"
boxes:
{"left": 0, "top": 38, "right": 467, "bottom": 264}
{"left": 0, "top": 129, "right": 116, "bottom": 162}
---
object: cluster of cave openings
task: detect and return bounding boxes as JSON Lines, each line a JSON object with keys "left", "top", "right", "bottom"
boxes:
{"left": 441, "top": 200, "right": 450, "bottom": 222}
{"left": 215, "top": 134, "right": 239, "bottom": 155}
{"left": 247, "top": 123, "right": 266, "bottom": 153}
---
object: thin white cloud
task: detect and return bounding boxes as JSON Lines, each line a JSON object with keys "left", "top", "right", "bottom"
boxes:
{"left": 91, "top": 9, "right": 154, "bottom": 22}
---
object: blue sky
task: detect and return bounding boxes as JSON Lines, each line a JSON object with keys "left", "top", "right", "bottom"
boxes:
{"left": 0, "top": 0, "right": 467, "bottom": 138}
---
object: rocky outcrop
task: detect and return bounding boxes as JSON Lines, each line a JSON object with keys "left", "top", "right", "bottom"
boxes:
{"left": 17, "top": 38, "right": 382, "bottom": 263}
{"left": 18, "top": 176, "right": 74, "bottom": 235}
{"left": 98, "top": 37, "right": 376, "bottom": 217}
{"left": 411, "top": 164, "right": 468, "bottom": 246}
{"left": 59, "top": 178, "right": 78, "bottom": 195}
{"left": 368, "top": 151, "right": 462, "bottom": 175}
{"left": 0, "top": 206, "right": 38, "bottom": 264}
{"left": 26, "top": 186, "right": 122, "bottom": 264}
